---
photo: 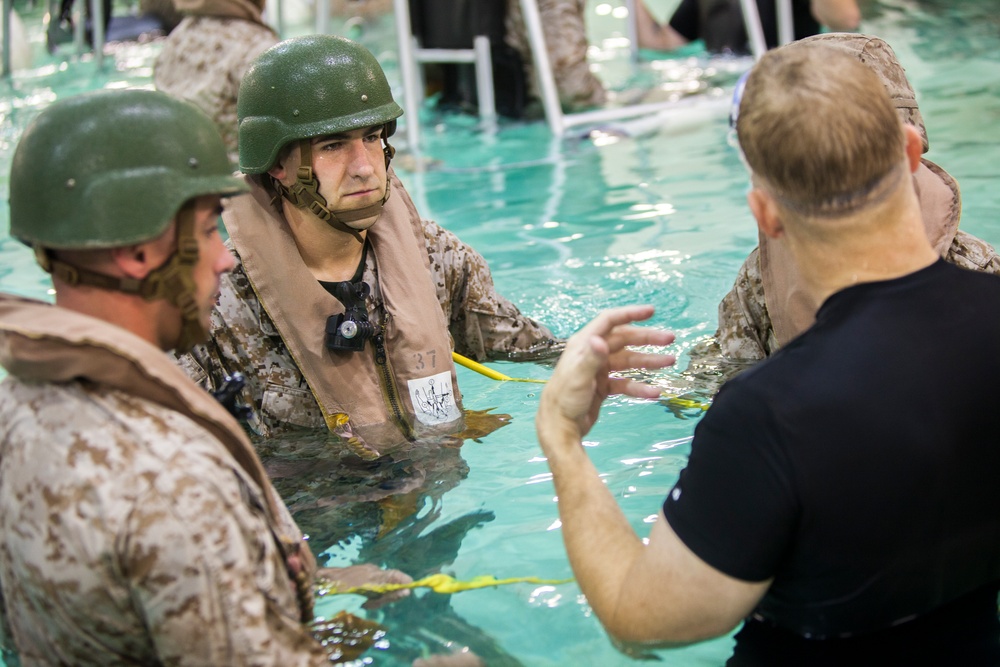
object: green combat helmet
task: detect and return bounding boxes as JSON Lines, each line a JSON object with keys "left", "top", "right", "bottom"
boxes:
{"left": 237, "top": 34, "right": 404, "bottom": 237}
{"left": 9, "top": 88, "right": 248, "bottom": 351}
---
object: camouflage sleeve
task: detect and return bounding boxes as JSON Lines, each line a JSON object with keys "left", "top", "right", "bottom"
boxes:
{"left": 174, "top": 348, "right": 219, "bottom": 392}
{"left": 122, "top": 472, "right": 325, "bottom": 666}
{"left": 422, "top": 218, "right": 563, "bottom": 362}
{"left": 668, "top": 251, "right": 772, "bottom": 402}
{"left": 944, "top": 230, "right": 1000, "bottom": 275}
{"left": 713, "top": 248, "right": 773, "bottom": 361}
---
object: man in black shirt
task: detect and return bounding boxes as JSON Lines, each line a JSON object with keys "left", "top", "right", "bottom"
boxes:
{"left": 535, "top": 40, "right": 1000, "bottom": 664}
{"left": 635, "top": 0, "right": 859, "bottom": 54}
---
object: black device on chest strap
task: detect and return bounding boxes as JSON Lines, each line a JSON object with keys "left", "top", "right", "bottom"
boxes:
{"left": 323, "top": 241, "right": 376, "bottom": 352}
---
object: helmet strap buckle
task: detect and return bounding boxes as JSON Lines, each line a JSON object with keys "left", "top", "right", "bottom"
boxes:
{"left": 34, "top": 247, "right": 53, "bottom": 273}
{"left": 50, "top": 260, "right": 80, "bottom": 286}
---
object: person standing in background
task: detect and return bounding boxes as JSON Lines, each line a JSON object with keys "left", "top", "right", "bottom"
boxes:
{"left": 634, "top": 0, "right": 860, "bottom": 53}
{"left": 154, "top": 0, "right": 278, "bottom": 163}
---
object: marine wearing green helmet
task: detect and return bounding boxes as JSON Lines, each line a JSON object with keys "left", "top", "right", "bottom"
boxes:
{"left": 9, "top": 88, "right": 248, "bottom": 351}
{"left": 237, "top": 34, "right": 404, "bottom": 238}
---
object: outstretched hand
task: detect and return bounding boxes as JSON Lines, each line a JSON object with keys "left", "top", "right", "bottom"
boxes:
{"left": 537, "top": 305, "right": 675, "bottom": 447}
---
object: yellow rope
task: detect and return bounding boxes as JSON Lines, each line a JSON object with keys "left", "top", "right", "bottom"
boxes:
{"left": 318, "top": 572, "right": 574, "bottom": 597}
{"left": 452, "top": 352, "right": 547, "bottom": 384}
{"left": 451, "top": 354, "right": 708, "bottom": 410}
{"left": 661, "top": 394, "right": 711, "bottom": 411}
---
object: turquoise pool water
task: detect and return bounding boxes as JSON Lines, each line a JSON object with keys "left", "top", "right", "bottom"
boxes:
{"left": 1, "top": 0, "right": 999, "bottom": 664}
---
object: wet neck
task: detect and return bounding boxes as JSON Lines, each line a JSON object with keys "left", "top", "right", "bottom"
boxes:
{"left": 785, "top": 195, "right": 939, "bottom": 305}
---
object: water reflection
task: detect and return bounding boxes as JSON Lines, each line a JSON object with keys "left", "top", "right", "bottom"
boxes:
{"left": 260, "top": 418, "right": 527, "bottom": 664}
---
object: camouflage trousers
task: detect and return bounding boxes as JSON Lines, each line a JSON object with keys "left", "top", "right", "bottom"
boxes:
{"left": 505, "top": 0, "right": 607, "bottom": 110}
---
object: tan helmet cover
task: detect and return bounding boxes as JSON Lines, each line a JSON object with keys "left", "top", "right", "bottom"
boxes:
{"left": 798, "top": 33, "right": 929, "bottom": 153}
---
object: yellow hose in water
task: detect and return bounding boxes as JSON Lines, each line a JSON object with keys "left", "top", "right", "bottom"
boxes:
{"left": 452, "top": 352, "right": 547, "bottom": 384}
{"left": 318, "top": 572, "right": 574, "bottom": 597}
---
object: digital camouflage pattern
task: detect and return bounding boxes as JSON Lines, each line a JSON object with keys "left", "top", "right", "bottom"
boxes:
{"left": 330, "top": 0, "right": 391, "bottom": 17}
{"left": 184, "top": 214, "right": 559, "bottom": 439}
{"left": 421, "top": 218, "right": 560, "bottom": 362}
{"left": 154, "top": 14, "right": 278, "bottom": 162}
{"left": 710, "top": 229, "right": 1000, "bottom": 363}
{"left": 0, "top": 299, "right": 325, "bottom": 666}
{"left": 505, "top": 0, "right": 607, "bottom": 110}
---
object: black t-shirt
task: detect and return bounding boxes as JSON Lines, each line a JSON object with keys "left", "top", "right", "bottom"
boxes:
{"left": 728, "top": 585, "right": 1000, "bottom": 665}
{"left": 664, "top": 260, "right": 1000, "bottom": 657}
{"left": 668, "top": 0, "right": 820, "bottom": 54}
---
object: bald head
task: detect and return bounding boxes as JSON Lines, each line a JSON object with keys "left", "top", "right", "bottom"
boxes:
{"left": 736, "top": 43, "right": 906, "bottom": 219}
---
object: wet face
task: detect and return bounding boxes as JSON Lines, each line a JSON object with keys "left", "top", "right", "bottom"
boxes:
{"left": 189, "top": 194, "right": 236, "bottom": 334}
{"left": 272, "top": 125, "right": 388, "bottom": 231}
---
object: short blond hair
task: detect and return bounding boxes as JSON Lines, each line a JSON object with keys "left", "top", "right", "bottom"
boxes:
{"left": 799, "top": 33, "right": 928, "bottom": 153}
{"left": 736, "top": 43, "right": 905, "bottom": 218}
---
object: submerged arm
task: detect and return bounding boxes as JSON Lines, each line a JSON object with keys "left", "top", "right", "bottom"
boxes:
{"left": 946, "top": 230, "right": 1000, "bottom": 275}
{"left": 423, "top": 219, "right": 562, "bottom": 362}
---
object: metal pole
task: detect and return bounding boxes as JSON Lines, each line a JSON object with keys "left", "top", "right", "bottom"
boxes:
{"left": 519, "top": 0, "right": 563, "bottom": 135}
{"left": 73, "top": 0, "right": 85, "bottom": 56}
{"left": 625, "top": 0, "right": 639, "bottom": 61}
{"left": 2, "top": 0, "right": 12, "bottom": 77}
{"left": 776, "top": 0, "right": 793, "bottom": 46}
{"left": 392, "top": 0, "right": 422, "bottom": 151}
{"left": 314, "top": 0, "right": 328, "bottom": 34}
{"left": 266, "top": 0, "right": 284, "bottom": 37}
{"left": 472, "top": 35, "right": 497, "bottom": 129}
{"left": 740, "top": 0, "right": 766, "bottom": 60}
{"left": 90, "top": 0, "right": 104, "bottom": 69}
{"left": 560, "top": 93, "right": 726, "bottom": 130}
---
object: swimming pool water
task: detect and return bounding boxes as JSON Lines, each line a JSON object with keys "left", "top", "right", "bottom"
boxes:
{"left": 1, "top": 0, "right": 998, "bottom": 664}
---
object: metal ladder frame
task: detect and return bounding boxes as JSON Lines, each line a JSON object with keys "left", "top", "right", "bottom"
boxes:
{"left": 497, "top": 0, "right": 793, "bottom": 138}
{"left": 271, "top": 0, "right": 793, "bottom": 154}
{"left": 393, "top": 0, "right": 497, "bottom": 152}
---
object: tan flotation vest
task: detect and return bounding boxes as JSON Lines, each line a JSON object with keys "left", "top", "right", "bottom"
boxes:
{"left": 0, "top": 293, "right": 316, "bottom": 618}
{"left": 224, "top": 171, "right": 463, "bottom": 445}
{"left": 761, "top": 158, "right": 961, "bottom": 347}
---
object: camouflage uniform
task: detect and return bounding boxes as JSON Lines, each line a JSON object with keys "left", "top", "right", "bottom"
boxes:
{"left": 154, "top": 7, "right": 278, "bottom": 162}
{"left": 185, "top": 173, "right": 559, "bottom": 443}
{"left": 703, "top": 156, "right": 1000, "bottom": 374}
{"left": 712, "top": 229, "right": 1000, "bottom": 362}
{"left": 505, "top": 0, "right": 607, "bottom": 110}
{"left": 423, "top": 213, "right": 560, "bottom": 362}
{"left": 330, "top": 0, "right": 391, "bottom": 18}
{"left": 0, "top": 294, "right": 323, "bottom": 666}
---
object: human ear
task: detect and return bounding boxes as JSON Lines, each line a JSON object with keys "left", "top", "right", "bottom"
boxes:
{"left": 903, "top": 124, "right": 923, "bottom": 174}
{"left": 267, "top": 159, "right": 288, "bottom": 182}
{"left": 109, "top": 244, "right": 153, "bottom": 279}
{"left": 748, "top": 187, "right": 784, "bottom": 239}
{"left": 109, "top": 228, "right": 175, "bottom": 279}
{"left": 267, "top": 143, "right": 299, "bottom": 182}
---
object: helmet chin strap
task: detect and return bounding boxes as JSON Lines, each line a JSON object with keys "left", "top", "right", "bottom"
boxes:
{"left": 272, "top": 131, "right": 396, "bottom": 242}
{"left": 37, "top": 208, "right": 206, "bottom": 353}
